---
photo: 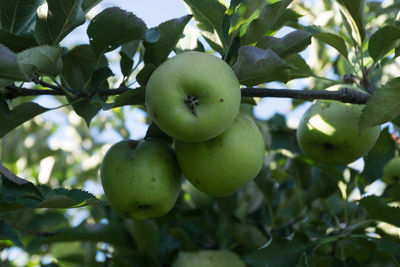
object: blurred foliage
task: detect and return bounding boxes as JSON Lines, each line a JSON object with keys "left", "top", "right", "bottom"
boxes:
{"left": 0, "top": 0, "right": 399, "bottom": 266}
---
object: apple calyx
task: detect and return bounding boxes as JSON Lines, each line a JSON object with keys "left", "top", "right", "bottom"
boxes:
{"left": 184, "top": 95, "right": 200, "bottom": 115}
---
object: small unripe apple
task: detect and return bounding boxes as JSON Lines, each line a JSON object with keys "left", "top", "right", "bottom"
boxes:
{"left": 296, "top": 100, "right": 381, "bottom": 165}
{"left": 175, "top": 114, "right": 265, "bottom": 197}
{"left": 382, "top": 157, "right": 400, "bottom": 185}
{"left": 145, "top": 51, "right": 241, "bottom": 142}
{"left": 172, "top": 250, "right": 245, "bottom": 267}
{"left": 100, "top": 139, "right": 182, "bottom": 220}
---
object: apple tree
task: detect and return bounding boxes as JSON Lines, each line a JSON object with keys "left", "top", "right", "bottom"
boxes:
{"left": 0, "top": 0, "right": 400, "bottom": 266}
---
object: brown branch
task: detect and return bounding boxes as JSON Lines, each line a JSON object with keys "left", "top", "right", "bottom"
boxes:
{"left": 9, "top": 221, "right": 57, "bottom": 237}
{"left": 242, "top": 87, "right": 371, "bottom": 104}
{"left": 3, "top": 84, "right": 371, "bottom": 104}
{"left": 269, "top": 215, "right": 305, "bottom": 234}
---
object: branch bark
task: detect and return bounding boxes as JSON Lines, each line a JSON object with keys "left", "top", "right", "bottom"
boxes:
{"left": 2, "top": 84, "right": 371, "bottom": 104}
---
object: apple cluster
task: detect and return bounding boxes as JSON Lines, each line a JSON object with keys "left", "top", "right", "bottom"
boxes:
{"left": 100, "top": 52, "right": 265, "bottom": 220}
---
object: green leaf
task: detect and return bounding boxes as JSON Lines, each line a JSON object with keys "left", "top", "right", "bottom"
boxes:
{"left": 229, "top": 223, "right": 268, "bottom": 250}
{"left": 0, "top": 166, "right": 104, "bottom": 214}
{"left": 68, "top": 67, "right": 113, "bottom": 125}
{"left": 243, "top": 234, "right": 309, "bottom": 267}
{"left": 145, "top": 122, "right": 173, "bottom": 144}
{"left": 143, "top": 15, "right": 192, "bottom": 66}
{"left": 362, "top": 128, "right": 396, "bottom": 184}
{"left": 70, "top": 98, "right": 100, "bottom": 127}
{"left": 60, "top": 44, "right": 99, "bottom": 89}
{"left": 183, "top": 0, "right": 227, "bottom": 53}
{"left": 81, "top": 0, "right": 101, "bottom": 13}
{"left": 35, "top": 0, "right": 86, "bottom": 45}
{"left": 0, "top": 102, "right": 49, "bottom": 138}
{"left": 0, "top": 44, "right": 29, "bottom": 81}
{"left": 0, "top": 219, "right": 23, "bottom": 247}
{"left": 257, "top": 30, "right": 312, "bottom": 58}
{"left": 36, "top": 186, "right": 103, "bottom": 208}
{"left": 360, "top": 195, "right": 400, "bottom": 227}
{"left": 234, "top": 46, "right": 290, "bottom": 86}
{"left": 285, "top": 54, "right": 314, "bottom": 79}
{"left": 0, "top": 29, "right": 38, "bottom": 52}
{"left": 87, "top": 7, "right": 147, "bottom": 55}
{"left": 368, "top": 25, "right": 400, "bottom": 61}
{"left": 16, "top": 46, "right": 64, "bottom": 76}
{"left": 119, "top": 40, "right": 140, "bottom": 78}
{"left": 304, "top": 25, "right": 348, "bottom": 58}
{"left": 112, "top": 87, "right": 145, "bottom": 108}
{"left": 336, "top": 0, "right": 366, "bottom": 44}
{"left": 0, "top": 95, "right": 11, "bottom": 119}
{"left": 90, "top": 94, "right": 113, "bottom": 111}
{"left": 270, "top": 8, "right": 303, "bottom": 32}
{"left": 241, "top": 0, "right": 293, "bottom": 45}
{"left": 359, "top": 78, "right": 400, "bottom": 132}
{"left": 0, "top": 0, "right": 42, "bottom": 34}
{"left": 136, "top": 64, "right": 156, "bottom": 86}
{"left": 42, "top": 222, "right": 134, "bottom": 247}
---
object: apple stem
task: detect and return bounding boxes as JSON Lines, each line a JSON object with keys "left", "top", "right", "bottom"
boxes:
{"left": 184, "top": 95, "right": 200, "bottom": 115}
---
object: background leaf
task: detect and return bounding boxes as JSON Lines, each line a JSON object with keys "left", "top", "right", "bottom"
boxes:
{"left": 183, "top": 0, "right": 227, "bottom": 53}
{"left": 361, "top": 128, "right": 396, "bottom": 184}
{"left": 0, "top": 0, "right": 42, "bottom": 34}
{"left": 243, "top": 234, "right": 310, "bottom": 267}
{"left": 0, "top": 219, "right": 23, "bottom": 247}
{"left": 16, "top": 46, "right": 64, "bottom": 76}
{"left": 35, "top": 0, "right": 86, "bottom": 45}
{"left": 368, "top": 25, "right": 400, "bottom": 61}
{"left": 143, "top": 15, "right": 192, "bottom": 66}
{"left": 0, "top": 44, "right": 29, "bottom": 81}
{"left": 360, "top": 195, "right": 400, "bottom": 227}
{"left": 304, "top": 26, "right": 348, "bottom": 58}
{"left": 234, "top": 46, "right": 290, "bottom": 86}
{"left": 359, "top": 78, "right": 400, "bottom": 131}
{"left": 87, "top": 7, "right": 147, "bottom": 55}
{"left": 0, "top": 30, "right": 38, "bottom": 52}
{"left": 81, "top": 0, "right": 101, "bottom": 13}
{"left": 336, "top": 0, "right": 366, "bottom": 44}
{"left": 241, "top": 0, "right": 293, "bottom": 45}
{"left": 0, "top": 102, "right": 49, "bottom": 138}
{"left": 257, "top": 30, "right": 312, "bottom": 58}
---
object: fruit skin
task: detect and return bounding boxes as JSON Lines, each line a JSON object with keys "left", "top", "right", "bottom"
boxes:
{"left": 382, "top": 157, "right": 400, "bottom": 185}
{"left": 145, "top": 51, "right": 241, "bottom": 142}
{"left": 100, "top": 139, "right": 182, "bottom": 220}
{"left": 175, "top": 114, "right": 265, "bottom": 197}
{"left": 296, "top": 100, "right": 381, "bottom": 165}
{"left": 172, "top": 250, "right": 246, "bottom": 267}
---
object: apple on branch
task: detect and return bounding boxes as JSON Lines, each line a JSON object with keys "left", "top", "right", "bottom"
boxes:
{"left": 100, "top": 139, "right": 182, "bottom": 220}
{"left": 145, "top": 51, "right": 241, "bottom": 142}
{"left": 175, "top": 114, "right": 265, "bottom": 197}
{"left": 296, "top": 100, "right": 381, "bottom": 165}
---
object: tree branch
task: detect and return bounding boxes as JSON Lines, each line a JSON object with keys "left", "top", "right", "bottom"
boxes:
{"left": 3, "top": 84, "right": 371, "bottom": 104}
{"left": 242, "top": 87, "right": 370, "bottom": 104}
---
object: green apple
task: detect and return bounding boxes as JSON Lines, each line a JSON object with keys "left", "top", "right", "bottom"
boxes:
{"left": 382, "top": 157, "right": 400, "bottom": 185}
{"left": 175, "top": 114, "right": 265, "bottom": 197}
{"left": 100, "top": 139, "right": 182, "bottom": 220}
{"left": 296, "top": 100, "right": 381, "bottom": 165}
{"left": 172, "top": 250, "right": 245, "bottom": 267}
{"left": 145, "top": 51, "right": 241, "bottom": 142}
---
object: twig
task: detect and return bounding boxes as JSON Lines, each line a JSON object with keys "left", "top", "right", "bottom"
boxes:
{"left": 8, "top": 220, "right": 57, "bottom": 237}
{"left": 3, "top": 85, "right": 371, "bottom": 104}
{"left": 269, "top": 215, "right": 305, "bottom": 234}
{"left": 242, "top": 87, "right": 370, "bottom": 104}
